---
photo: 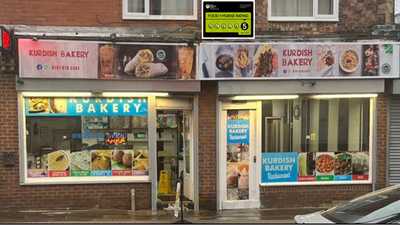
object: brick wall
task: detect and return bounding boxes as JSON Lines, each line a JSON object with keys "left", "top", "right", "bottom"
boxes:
{"left": 376, "top": 94, "right": 388, "bottom": 189}
{"left": 261, "top": 185, "right": 372, "bottom": 208}
{"left": 256, "top": 0, "right": 394, "bottom": 35}
{"left": 198, "top": 81, "right": 217, "bottom": 210}
{"left": 0, "top": 0, "right": 197, "bottom": 28}
{"left": 0, "top": 0, "right": 393, "bottom": 35}
{"left": 0, "top": 59, "right": 151, "bottom": 210}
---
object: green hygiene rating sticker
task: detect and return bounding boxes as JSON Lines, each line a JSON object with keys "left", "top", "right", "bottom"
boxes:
{"left": 202, "top": 1, "right": 254, "bottom": 39}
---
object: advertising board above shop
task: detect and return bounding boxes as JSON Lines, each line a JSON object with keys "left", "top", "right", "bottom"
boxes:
{"left": 199, "top": 42, "right": 400, "bottom": 79}
{"left": 18, "top": 39, "right": 197, "bottom": 80}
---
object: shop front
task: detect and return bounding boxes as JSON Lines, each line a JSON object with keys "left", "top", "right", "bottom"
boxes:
{"left": 199, "top": 41, "right": 398, "bottom": 209}
{"left": 15, "top": 38, "right": 200, "bottom": 211}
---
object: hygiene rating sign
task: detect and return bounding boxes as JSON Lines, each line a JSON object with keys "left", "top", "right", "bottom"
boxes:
{"left": 202, "top": 0, "right": 255, "bottom": 39}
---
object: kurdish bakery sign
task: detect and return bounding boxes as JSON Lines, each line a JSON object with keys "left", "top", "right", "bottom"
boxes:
{"left": 18, "top": 39, "right": 197, "bottom": 80}
{"left": 199, "top": 42, "right": 400, "bottom": 79}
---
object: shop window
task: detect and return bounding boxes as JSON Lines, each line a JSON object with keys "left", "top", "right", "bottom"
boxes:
{"left": 261, "top": 97, "right": 372, "bottom": 185}
{"left": 123, "top": 0, "right": 196, "bottom": 20}
{"left": 268, "top": 0, "right": 338, "bottom": 21}
{"left": 24, "top": 97, "right": 149, "bottom": 184}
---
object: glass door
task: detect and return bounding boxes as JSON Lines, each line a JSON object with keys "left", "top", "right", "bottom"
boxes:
{"left": 219, "top": 102, "right": 260, "bottom": 209}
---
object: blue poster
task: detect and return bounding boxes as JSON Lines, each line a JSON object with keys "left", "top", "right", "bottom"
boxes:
{"left": 25, "top": 97, "right": 148, "bottom": 117}
{"left": 227, "top": 119, "right": 249, "bottom": 145}
{"left": 261, "top": 152, "right": 298, "bottom": 183}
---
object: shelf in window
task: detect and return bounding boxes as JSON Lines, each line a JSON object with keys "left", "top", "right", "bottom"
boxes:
{"left": 157, "top": 139, "right": 174, "bottom": 142}
{"left": 131, "top": 139, "right": 148, "bottom": 142}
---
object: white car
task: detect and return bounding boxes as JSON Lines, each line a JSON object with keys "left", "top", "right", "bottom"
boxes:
{"left": 295, "top": 185, "right": 400, "bottom": 223}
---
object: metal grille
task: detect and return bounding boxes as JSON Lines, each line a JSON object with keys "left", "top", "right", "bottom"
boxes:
{"left": 389, "top": 97, "right": 400, "bottom": 184}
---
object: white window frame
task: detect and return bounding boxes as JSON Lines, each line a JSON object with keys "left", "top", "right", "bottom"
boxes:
{"left": 122, "top": 0, "right": 197, "bottom": 20}
{"left": 268, "top": 0, "right": 339, "bottom": 22}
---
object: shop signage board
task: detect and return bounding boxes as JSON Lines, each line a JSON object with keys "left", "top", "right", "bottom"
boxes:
{"left": 18, "top": 39, "right": 197, "bottom": 80}
{"left": 261, "top": 152, "right": 370, "bottom": 184}
{"left": 199, "top": 42, "right": 400, "bottom": 79}
{"left": 202, "top": 0, "right": 255, "bottom": 39}
{"left": 25, "top": 97, "right": 148, "bottom": 117}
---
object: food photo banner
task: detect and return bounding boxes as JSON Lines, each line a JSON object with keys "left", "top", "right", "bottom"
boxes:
{"left": 261, "top": 152, "right": 370, "bottom": 184}
{"left": 200, "top": 42, "right": 400, "bottom": 79}
{"left": 18, "top": 39, "right": 196, "bottom": 80}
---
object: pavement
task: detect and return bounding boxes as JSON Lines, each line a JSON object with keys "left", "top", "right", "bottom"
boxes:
{"left": 0, "top": 207, "right": 325, "bottom": 223}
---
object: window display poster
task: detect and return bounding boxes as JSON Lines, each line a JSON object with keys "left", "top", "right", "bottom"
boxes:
{"left": 25, "top": 97, "right": 148, "bottom": 117}
{"left": 226, "top": 110, "right": 250, "bottom": 200}
{"left": 261, "top": 152, "right": 370, "bottom": 184}
{"left": 261, "top": 152, "right": 298, "bottom": 183}
{"left": 227, "top": 110, "right": 250, "bottom": 145}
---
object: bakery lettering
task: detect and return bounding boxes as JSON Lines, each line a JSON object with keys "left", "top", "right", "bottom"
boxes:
{"left": 69, "top": 98, "right": 144, "bottom": 114}
{"left": 282, "top": 48, "right": 313, "bottom": 67}
{"left": 28, "top": 49, "right": 89, "bottom": 58}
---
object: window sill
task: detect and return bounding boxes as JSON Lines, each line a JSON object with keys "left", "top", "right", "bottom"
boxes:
{"left": 260, "top": 180, "right": 372, "bottom": 187}
{"left": 268, "top": 17, "right": 339, "bottom": 22}
{"left": 122, "top": 15, "right": 197, "bottom": 21}
{"left": 21, "top": 176, "right": 151, "bottom": 185}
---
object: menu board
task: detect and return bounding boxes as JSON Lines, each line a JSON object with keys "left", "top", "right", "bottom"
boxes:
{"left": 18, "top": 39, "right": 197, "bottom": 80}
{"left": 261, "top": 152, "right": 369, "bottom": 184}
{"left": 200, "top": 42, "right": 399, "bottom": 79}
{"left": 226, "top": 110, "right": 250, "bottom": 200}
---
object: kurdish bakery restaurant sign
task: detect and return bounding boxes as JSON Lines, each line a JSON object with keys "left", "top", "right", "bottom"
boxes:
{"left": 18, "top": 39, "right": 197, "bottom": 80}
{"left": 199, "top": 42, "right": 400, "bottom": 79}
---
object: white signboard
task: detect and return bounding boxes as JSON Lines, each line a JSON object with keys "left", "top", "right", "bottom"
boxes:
{"left": 18, "top": 39, "right": 99, "bottom": 79}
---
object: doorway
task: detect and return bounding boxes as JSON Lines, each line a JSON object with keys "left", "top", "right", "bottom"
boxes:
{"left": 218, "top": 101, "right": 261, "bottom": 209}
{"left": 156, "top": 98, "right": 194, "bottom": 210}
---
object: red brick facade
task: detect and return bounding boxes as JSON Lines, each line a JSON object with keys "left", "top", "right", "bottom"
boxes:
{"left": 0, "top": 0, "right": 394, "bottom": 211}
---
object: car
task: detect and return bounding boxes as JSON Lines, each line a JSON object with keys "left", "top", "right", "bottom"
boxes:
{"left": 294, "top": 184, "right": 400, "bottom": 223}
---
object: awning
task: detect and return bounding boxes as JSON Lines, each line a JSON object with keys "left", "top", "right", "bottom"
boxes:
{"left": 16, "top": 79, "right": 201, "bottom": 93}
{"left": 218, "top": 79, "right": 385, "bottom": 95}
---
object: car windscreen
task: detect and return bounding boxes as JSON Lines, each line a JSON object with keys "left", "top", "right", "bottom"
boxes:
{"left": 321, "top": 185, "right": 400, "bottom": 223}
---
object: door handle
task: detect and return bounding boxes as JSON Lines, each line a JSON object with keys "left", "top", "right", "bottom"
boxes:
{"left": 253, "top": 156, "right": 256, "bottom": 163}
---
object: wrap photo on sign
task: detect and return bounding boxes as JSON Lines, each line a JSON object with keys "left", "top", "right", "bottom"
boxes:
{"left": 18, "top": 39, "right": 197, "bottom": 80}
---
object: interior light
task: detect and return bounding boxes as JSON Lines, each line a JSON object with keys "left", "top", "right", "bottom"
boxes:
{"left": 310, "top": 94, "right": 378, "bottom": 99}
{"left": 230, "top": 95, "right": 299, "bottom": 100}
{"left": 21, "top": 92, "right": 93, "bottom": 97}
{"left": 102, "top": 92, "right": 169, "bottom": 97}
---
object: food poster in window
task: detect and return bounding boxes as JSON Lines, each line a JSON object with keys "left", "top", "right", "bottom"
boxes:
{"left": 99, "top": 44, "right": 196, "bottom": 80}
{"left": 70, "top": 151, "right": 91, "bottom": 176}
{"left": 226, "top": 110, "right": 250, "bottom": 200}
{"left": 334, "top": 152, "right": 352, "bottom": 181}
{"left": 47, "top": 150, "right": 70, "bottom": 177}
{"left": 28, "top": 154, "right": 48, "bottom": 178}
{"left": 132, "top": 149, "right": 149, "bottom": 175}
{"left": 111, "top": 150, "right": 133, "bottom": 176}
{"left": 315, "top": 152, "right": 335, "bottom": 181}
{"left": 351, "top": 152, "right": 369, "bottom": 180}
{"left": 261, "top": 152, "right": 298, "bottom": 183}
{"left": 298, "top": 152, "right": 316, "bottom": 182}
{"left": 90, "top": 150, "right": 112, "bottom": 176}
